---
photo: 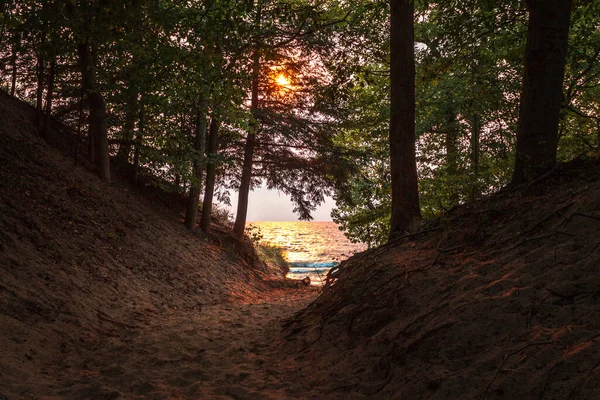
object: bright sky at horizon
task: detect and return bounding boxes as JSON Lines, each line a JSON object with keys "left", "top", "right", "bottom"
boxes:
{"left": 224, "top": 184, "right": 334, "bottom": 222}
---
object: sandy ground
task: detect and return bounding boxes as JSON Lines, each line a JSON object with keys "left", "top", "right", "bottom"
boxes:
{"left": 4, "top": 288, "right": 318, "bottom": 400}
{"left": 0, "top": 90, "right": 325, "bottom": 400}
{"left": 3, "top": 83, "right": 599, "bottom": 400}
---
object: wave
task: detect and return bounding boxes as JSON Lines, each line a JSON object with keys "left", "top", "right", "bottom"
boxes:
{"left": 289, "top": 261, "right": 338, "bottom": 270}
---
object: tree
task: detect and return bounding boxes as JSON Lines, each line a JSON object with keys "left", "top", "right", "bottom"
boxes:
{"left": 232, "top": 0, "right": 350, "bottom": 235}
{"left": 388, "top": 0, "right": 420, "bottom": 238}
{"left": 184, "top": 100, "right": 208, "bottom": 230}
{"left": 65, "top": 0, "right": 113, "bottom": 183}
{"left": 200, "top": 117, "right": 221, "bottom": 233}
{"left": 232, "top": 45, "right": 260, "bottom": 236}
{"left": 326, "top": 1, "right": 526, "bottom": 246}
{"left": 511, "top": 0, "right": 573, "bottom": 184}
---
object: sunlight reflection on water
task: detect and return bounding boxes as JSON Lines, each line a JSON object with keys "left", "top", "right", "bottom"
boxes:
{"left": 249, "top": 221, "right": 366, "bottom": 285}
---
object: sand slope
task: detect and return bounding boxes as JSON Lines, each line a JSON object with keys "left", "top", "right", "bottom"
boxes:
{"left": 284, "top": 160, "right": 600, "bottom": 399}
{"left": 0, "top": 91, "right": 319, "bottom": 399}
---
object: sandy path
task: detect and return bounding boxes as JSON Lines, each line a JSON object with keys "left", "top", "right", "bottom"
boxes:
{"left": 45, "top": 288, "right": 318, "bottom": 400}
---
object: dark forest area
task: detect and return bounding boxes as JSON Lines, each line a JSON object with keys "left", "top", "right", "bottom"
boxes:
{"left": 2, "top": 0, "right": 599, "bottom": 245}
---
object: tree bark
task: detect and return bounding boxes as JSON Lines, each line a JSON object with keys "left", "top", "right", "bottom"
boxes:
{"left": 469, "top": 114, "right": 481, "bottom": 202}
{"left": 233, "top": 50, "right": 260, "bottom": 236}
{"left": 200, "top": 117, "right": 221, "bottom": 233}
{"left": 388, "top": 0, "right": 421, "bottom": 239}
{"left": 10, "top": 35, "right": 18, "bottom": 97}
{"left": 41, "top": 56, "right": 56, "bottom": 138}
{"left": 233, "top": 2, "right": 262, "bottom": 236}
{"left": 511, "top": 0, "right": 572, "bottom": 184}
{"left": 184, "top": 100, "right": 208, "bottom": 231}
{"left": 445, "top": 111, "right": 460, "bottom": 204}
{"left": 78, "top": 42, "right": 111, "bottom": 183}
{"left": 445, "top": 112, "right": 459, "bottom": 176}
{"left": 132, "top": 95, "right": 144, "bottom": 183}
{"left": 35, "top": 51, "right": 45, "bottom": 130}
{"left": 117, "top": 88, "right": 138, "bottom": 164}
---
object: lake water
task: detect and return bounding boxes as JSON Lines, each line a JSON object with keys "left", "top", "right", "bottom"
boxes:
{"left": 248, "top": 221, "right": 366, "bottom": 285}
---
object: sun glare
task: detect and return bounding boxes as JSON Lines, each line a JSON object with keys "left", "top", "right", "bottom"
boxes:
{"left": 275, "top": 73, "right": 291, "bottom": 87}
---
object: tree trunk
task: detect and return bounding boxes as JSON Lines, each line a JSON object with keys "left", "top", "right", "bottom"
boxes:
{"left": 445, "top": 112, "right": 459, "bottom": 175}
{"left": 78, "top": 42, "right": 110, "bottom": 183}
{"left": 117, "top": 88, "right": 138, "bottom": 164}
{"left": 511, "top": 0, "right": 572, "bottom": 184}
{"left": 200, "top": 117, "right": 221, "bottom": 234}
{"left": 133, "top": 96, "right": 144, "bottom": 183}
{"left": 388, "top": 0, "right": 421, "bottom": 239}
{"left": 445, "top": 111, "right": 460, "bottom": 204}
{"left": 185, "top": 100, "right": 208, "bottom": 231}
{"left": 469, "top": 114, "right": 481, "bottom": 202}
{"left": 35, "top": 51, "right": 45, "bottom": 130}
{"left": 597, "top": 120, "right": 600, "bottom": 150}
{"left": 233, "top": 52, "right": 260, "bottom": 236}
{"left": 233, "top": 3, "right": 262, "bottom": 236}
{"left": 41, "top": 56, "right": 56, "bottom": 138}
{"left": 10, "top": 34, "right": 18, "bottom": 96}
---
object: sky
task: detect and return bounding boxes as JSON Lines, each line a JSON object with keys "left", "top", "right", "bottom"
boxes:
{"left": 224, "top": 184, "right": 334, "bottom": 222}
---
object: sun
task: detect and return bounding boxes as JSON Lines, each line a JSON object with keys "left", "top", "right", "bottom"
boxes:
{"left": 275, "top": 73, "right": 291, "bottom": 87}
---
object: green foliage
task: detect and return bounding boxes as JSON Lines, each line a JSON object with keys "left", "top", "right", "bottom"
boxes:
{"left": 210, "top": 203, "right": 235, "bottom": 229}
{"left": 2, "top": 1, "right": 599, "bottom": 247}
{"left": 320, "top": 0, "right": 599, "bottom": 247}
{"left": 255, "top": 242, "right": 289, "bottom": 275}
{"left": 245, "top": 224, "right": 264, "bottom": 245}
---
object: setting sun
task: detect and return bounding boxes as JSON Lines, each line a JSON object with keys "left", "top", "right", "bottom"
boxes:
{"left": 275, "top": 73, "right": 291, "bottom": 87}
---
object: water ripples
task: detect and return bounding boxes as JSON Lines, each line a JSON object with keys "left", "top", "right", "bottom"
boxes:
{"left": 249, "top": 221, "right": 365, "bottom": 285}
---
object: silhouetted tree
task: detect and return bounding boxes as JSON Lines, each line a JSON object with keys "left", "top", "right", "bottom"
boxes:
{"left": 512, "top": 0, "right": 572, "bottom": 183}
{"left": 388, "top": 0, "right": 420, "bottom": 238}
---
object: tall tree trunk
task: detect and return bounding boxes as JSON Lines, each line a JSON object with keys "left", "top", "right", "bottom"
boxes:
{"left": 78, "top": 42, "right": 110, "bottom": 183}
{"left": 132, "top": 95, "right": 144, "bottom": 183}
{"left": 35, "top": 51, "right": 45, "bottom": 130}
{"left": 445, "top": 111, "right": 460, "bottom": 204}
{"left": 35, "top": 0, "right": 48, "bottom": 130}
{"left": 10, "top": 35, "right": 18, "bottom": 96}
{"left": 233, "top": 2, "right": 262, "bottom": 236}
{"left": 41, "top": 56, "right": 56, "bottom": 138}
{"left": 469, "top": 114, "right": 481, "bottom": 202}
{"left": 185, "top": 100, "right": 208, "bottom": 231}
{"left": 388, "top": 0, "right": 421, "bottom": 239}
{"left": 233, "top": 50, "right": 260, "bottom": 236}
{"left": 200, "top": 117, "right": 221, "bottom": 233}
{"left": 597, "top": 120, "right": 600, "bottom": 150}
{"left": 117, "top": 88, "right": 138, "bottom": 164}
{"left": 511, "top": 0, "right": 572, "bottom": 184}
{"left": 445, "top": 112, "right": 459, "bottom": 176}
